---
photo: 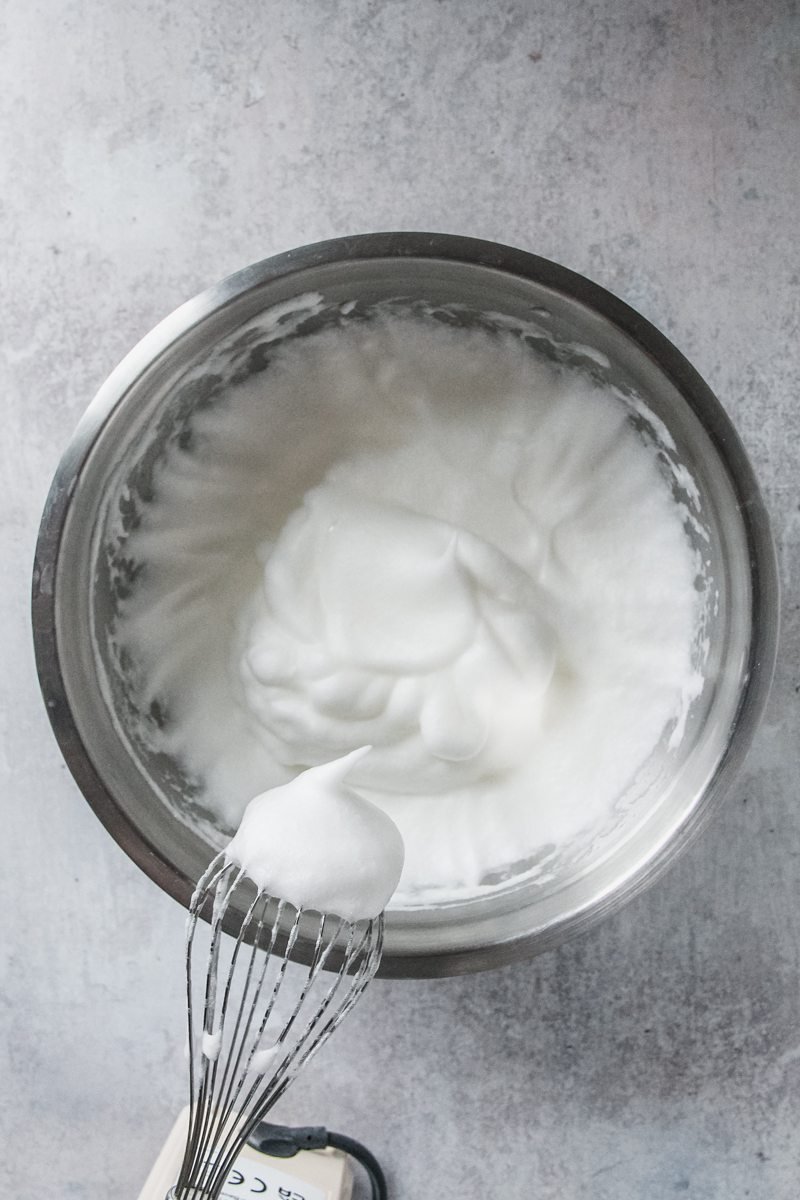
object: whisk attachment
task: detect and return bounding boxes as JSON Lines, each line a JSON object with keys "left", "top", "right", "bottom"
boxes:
{"left": 170, "top": 852, "right": 384, "bottom": 1200}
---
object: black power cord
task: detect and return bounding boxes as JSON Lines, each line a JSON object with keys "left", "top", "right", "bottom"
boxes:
{"left": 247, "top": 1121, "right": 388, "bottom": 1200}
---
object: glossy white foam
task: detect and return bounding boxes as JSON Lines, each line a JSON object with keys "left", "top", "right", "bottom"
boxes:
{"left": 115, "top": 314, "right": 704, "bottom": 902}
{"left": 224, "top": 749, "right": 404, "bottom": 922}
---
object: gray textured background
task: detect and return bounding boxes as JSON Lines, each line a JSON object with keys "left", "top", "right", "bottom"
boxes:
{"left": 3, "top": 2, "right": 799, "bottom": 1197}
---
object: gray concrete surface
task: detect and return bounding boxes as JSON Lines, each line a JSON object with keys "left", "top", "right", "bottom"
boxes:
{"left": 2, "top": 2, "right": 799, "bottom": 1197}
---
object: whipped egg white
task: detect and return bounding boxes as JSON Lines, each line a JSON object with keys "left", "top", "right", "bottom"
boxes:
{"left": 113, "top": 313, "right": 705, "bottom": 902}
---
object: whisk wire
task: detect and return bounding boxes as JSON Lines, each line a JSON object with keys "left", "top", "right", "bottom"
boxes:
{"left": 206, "top": 910, "right": 349, "bottom": 1195}
{"left": 181, "top": 853, "right": 231, "bottom": 1185}
{"left": 207, "top": 915, "right": 381, "bottom": 1200}
{"left": 172, "top": 857, "right": 384, "bottom": 1200}
{"left": 199, "top": 872, "right": 266, "bottom": 1188}
{"left": 204, "top": 896, "right": 298, "bottom": 1187}
{"left": 210, "top": 891, "right": 280, "bottom": 1133}
{"left": 181, "top": 858, "right": 244, "bottom": 1195}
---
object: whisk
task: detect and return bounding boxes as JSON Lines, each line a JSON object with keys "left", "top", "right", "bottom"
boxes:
{"left": 168, "top": 851, "right": 384, "bottom": 1200}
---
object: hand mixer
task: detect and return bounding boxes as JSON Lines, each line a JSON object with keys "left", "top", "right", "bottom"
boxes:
{"left": 166, "top": 850, "right": 384, "bottom": 1200}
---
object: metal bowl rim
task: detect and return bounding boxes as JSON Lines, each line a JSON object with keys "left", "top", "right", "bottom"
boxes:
{"left": 30, "top": 232, "right": 780, "bottom": 977}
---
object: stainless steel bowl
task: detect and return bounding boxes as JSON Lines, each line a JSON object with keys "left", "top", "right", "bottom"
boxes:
{"left": 32, "top": 233, "right": 778, "bottom": 977}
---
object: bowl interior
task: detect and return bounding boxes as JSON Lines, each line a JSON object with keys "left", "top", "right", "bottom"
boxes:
{"left": 44, "top": 249, "right": 767, "bottom": 975}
